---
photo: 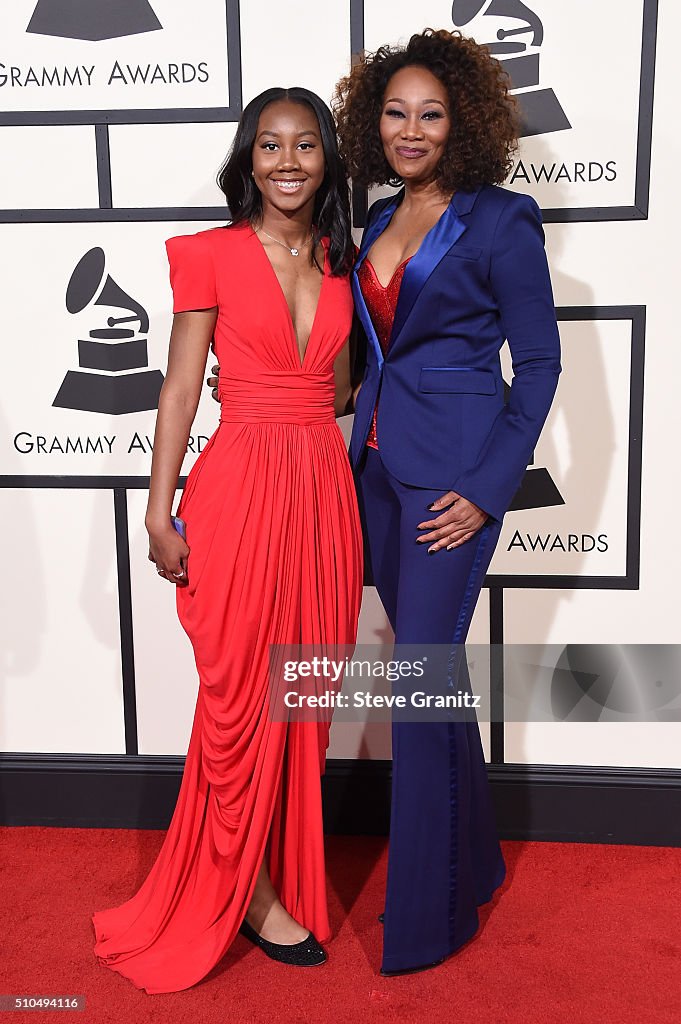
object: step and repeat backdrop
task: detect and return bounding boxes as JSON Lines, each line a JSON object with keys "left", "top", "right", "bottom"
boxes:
{"left": 1, "top": 0, "right": 679, "bottom": 774}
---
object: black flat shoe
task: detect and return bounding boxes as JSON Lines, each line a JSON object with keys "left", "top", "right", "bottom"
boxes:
{"left": 239, "top": 918, "right": 327, "bottom": 966}
{"left": 380, "top": 957, "right": 446, "bottom": 977}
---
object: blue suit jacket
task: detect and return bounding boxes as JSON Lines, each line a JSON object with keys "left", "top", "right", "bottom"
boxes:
{"left": 349, "top": 184, "right": 561, "bottom": 523}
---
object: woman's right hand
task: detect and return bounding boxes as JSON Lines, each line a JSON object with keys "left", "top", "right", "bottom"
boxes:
{"left": 207, "top": 363, "right": 220, "bottom": 402}
{"left": 147, "top": 520, "right": 190, "bottom": 585}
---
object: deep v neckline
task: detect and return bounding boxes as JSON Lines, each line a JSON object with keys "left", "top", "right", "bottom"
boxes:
{"left": 251, "top": 227, "right": 328, "bottom": 370}
{"left": 363, "top": 255, "right": 411, "bottom": 292}
{"left": 363, "top": 190, "right": 451, "bottom": 288}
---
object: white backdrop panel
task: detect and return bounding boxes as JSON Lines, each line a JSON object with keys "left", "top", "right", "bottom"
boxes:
{"left": 1, "top": 0, "right": 233, "bottom": 115}
{"left": 505, "top": 587, "right": 677, "bottom": 648}
{"left": 505, "top": 722, "right": 681, "bottom": 769}
{"left": 0, "top": 126, "right": 99, "bottom": 209}
{"left": 503, "top": 585, "right": 679, "bottom": 768}
{"left": 0, "top": 488, "right": 124, "bottom": 753}
{"left": 109, "top": 122, "right": 236, "bottom": 208}
{"left": 239, "top": 0, "right": 351, "bottom": 108}
{"left": 128, "top": 487, "right": 200, "bottom": 755}
{"left": 0, "top": 221, "right": 225, "bottom": 478}
{"left": 490, "top": 318, "right": 632, "bottom": 579}
{"left": 362, "top": 0, "right": 644, "bottom": 211}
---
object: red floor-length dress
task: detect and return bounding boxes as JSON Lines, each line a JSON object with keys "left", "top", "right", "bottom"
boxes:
{"left": 92, "top": 224, "right": 363, "bottom": 994}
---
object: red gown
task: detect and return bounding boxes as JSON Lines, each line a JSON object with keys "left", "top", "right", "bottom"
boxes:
{"left": 92, "top": 224, "right": 363, "bottom": 993}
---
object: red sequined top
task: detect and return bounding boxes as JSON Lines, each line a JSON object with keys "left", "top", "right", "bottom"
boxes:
{"left": 357, "top": 256, "right": 412, "bottom": 450}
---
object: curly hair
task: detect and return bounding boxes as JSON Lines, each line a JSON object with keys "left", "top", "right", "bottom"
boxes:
{"left": 333, "top": 28, "right": 519, "bottom": 192}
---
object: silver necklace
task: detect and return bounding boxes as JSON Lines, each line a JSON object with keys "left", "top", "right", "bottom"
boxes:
{"left": 259, "top": 227, "right": 312, "bottom": 257}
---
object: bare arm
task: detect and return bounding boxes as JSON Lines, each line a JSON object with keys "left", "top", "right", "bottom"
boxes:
{"left": 145, "top": 306, "right": 217, "bottom": 581}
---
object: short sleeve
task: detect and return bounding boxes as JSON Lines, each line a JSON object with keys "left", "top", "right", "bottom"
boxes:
{"left": 165, "top": 231, "right": 217, "bottom": 313}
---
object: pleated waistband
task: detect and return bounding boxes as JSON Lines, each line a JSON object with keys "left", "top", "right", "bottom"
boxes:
{"left": 218, "top": 371, "right": 336, "bottom": 425}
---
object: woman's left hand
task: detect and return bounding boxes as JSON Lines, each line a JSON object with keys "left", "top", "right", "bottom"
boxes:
{"left": 416, "top": 491, "right": 488, "bottom": 553}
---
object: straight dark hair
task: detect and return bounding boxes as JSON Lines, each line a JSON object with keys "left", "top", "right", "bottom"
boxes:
{"left": 217, "top": 87, "right": 354, "bottom": 277}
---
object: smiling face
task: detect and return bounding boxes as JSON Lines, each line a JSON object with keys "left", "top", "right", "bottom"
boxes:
{"left": 251, "top": 99, "right": 326, "bottom": 218}
{"left": 379, "top": 65, "right": 451, "bottom": 186}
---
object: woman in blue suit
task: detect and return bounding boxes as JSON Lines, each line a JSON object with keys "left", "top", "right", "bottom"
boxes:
{"left": 333, "top": 28, "right": 561, "bottom": 975}
{"left": 207, "top": 27, "right": 560, "bottom": 978}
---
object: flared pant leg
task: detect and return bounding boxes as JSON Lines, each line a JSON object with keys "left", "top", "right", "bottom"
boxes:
{"left": 355, "top": 446, "right": 506, "bottom": 973}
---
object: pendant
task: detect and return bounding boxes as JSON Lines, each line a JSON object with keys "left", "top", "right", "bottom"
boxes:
{"left": 290, "top": 248, "right": 299, "bottom": 256}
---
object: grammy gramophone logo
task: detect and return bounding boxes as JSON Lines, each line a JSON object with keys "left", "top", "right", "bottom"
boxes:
{"left": 451, "top": 0, "right": 571, "bottom": 138}
{"left": 26, "top": 0, "right": 162, "bottom": 42}
{"left": 52, "top": 247, "right": 164, "bottom": 416}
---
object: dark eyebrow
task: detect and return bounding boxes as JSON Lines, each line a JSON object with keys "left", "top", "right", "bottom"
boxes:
{"left": 384, "top": 97, "right": 446, "bottom": 108}
{"left": 256, "top": 129, "right": 319, "bottom": 139}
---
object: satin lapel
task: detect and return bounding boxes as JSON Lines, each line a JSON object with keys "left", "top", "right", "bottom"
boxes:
{"left": 389, "top": 200, "right": 467, "bottom": 347}
{"left": 352, "top": 194, "right": 402, "bottom": 370}
{"left": 351, "top": 273, "right": 383, "bottom": 369}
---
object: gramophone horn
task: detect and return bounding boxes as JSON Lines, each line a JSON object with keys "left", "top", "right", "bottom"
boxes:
{"left": 66, "top": 247, "right": 106, "bottom": 314}
{"left": 65, "top": 247, "right": 149, "bottom": 334}
{"left": 451, "top": 0, "right": 487, "bottom": 23}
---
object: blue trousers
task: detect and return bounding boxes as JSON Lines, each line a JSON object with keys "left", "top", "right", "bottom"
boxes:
{"left": 354, "top": 446, "right": 506, "bottom": 973}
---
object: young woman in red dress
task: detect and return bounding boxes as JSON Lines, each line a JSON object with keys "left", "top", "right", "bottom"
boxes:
{"left": 91, "top": 88, "right": 362, "bottom": 993}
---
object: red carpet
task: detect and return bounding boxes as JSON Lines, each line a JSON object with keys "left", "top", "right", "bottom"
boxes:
{"left": 2, "top": 828, "right": 680, "bottom": 1024}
